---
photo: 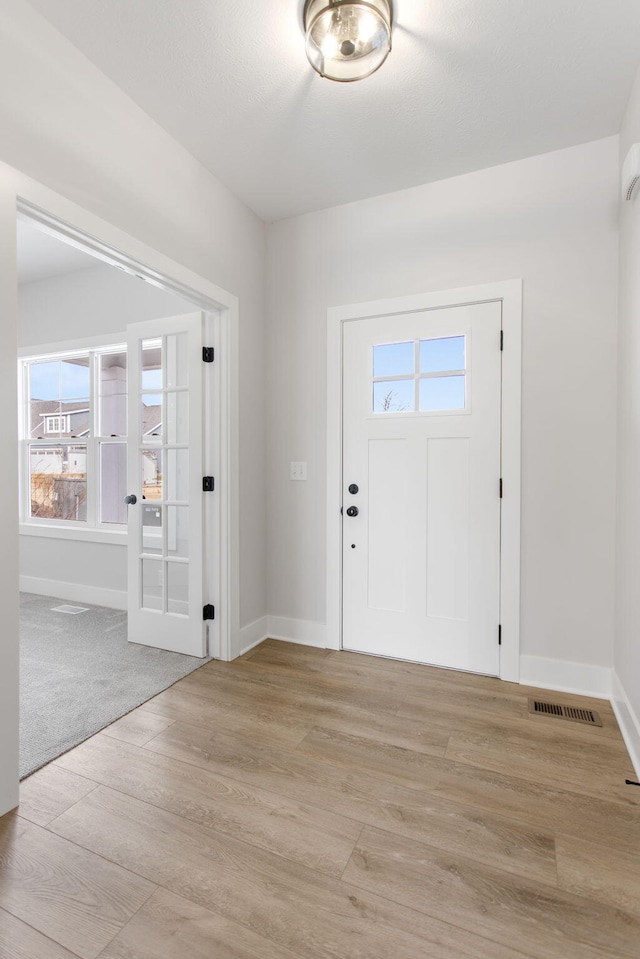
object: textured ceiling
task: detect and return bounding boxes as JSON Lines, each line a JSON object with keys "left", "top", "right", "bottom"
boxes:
{"left": 27, "top": 0, "right": 640, "bottom": 221}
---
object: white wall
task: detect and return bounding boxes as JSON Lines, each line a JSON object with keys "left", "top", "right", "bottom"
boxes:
{"left": 20, "top": 536, "right": 127, "bottom": 608}
{"left": 18, "top": 261, "right": 196, "bottom": 606}
{"left": 0, "top": 0, "right": 266, "bottom": 814}
{"left": 614, "top": 65, "right": 640, "bottom": 775}
{"left": 18, "top": 260, "right": 195, "bottom": 347}
{"left": 266, "top": 137, "right": 619, "bottom": 682}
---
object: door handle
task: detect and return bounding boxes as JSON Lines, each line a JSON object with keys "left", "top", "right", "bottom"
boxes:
{"left": 124, "top": 494, "right": 138, "bottom": 506}
{"left": 346, "top": 506, "right": 359, "bottom": 517}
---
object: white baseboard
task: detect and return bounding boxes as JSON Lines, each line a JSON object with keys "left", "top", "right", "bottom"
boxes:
{"left": 231, "top": 614, "right": 327, "bottom": 659}
{"left": 519, "top": 654, "right": 612, "bottom": 699}
{"left": 20, "top": 575, "right": 127, "bottom": 611}
{"left": 235, "top": 616, "right": 269, "bottom": 658}
{"left": 227, "top": 621, "right": 640, "bottom": 782}
{"left": 266, "top": 615, "right": 327, "bottom": 649}
{"left": 236, "top": 629, "right": 618, "bottom": 699}
{"left": 611, "top": 671, "right": 640, "bottom": 780}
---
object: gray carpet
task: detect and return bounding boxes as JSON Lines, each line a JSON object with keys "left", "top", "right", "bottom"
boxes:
{"left": 20, "top": 592, "right": 208, "bottom": 778}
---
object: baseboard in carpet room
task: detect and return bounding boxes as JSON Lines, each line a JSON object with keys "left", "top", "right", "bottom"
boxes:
{"left": 19, "top": 576, "right": 126, "bottom": 611}
{"left": 612, "top": 672, "right": 640, "bottom": 780}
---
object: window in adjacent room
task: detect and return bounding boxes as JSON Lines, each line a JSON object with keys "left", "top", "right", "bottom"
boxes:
{"left": 20, "top": 346, "right": 131, "bottom": 528}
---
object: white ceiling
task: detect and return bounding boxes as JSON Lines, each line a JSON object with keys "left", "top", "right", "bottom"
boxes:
{"left": 17, "top": 221, "right": 99, "bottom": 284}
{"left": 27, "top": 0, "right": 640, "bottom": 221}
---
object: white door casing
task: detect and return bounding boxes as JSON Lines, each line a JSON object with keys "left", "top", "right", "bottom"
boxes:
{"left": 2, "top": 195, "right": 237, "bottom": 820}
{"left": 17, "top": 199, "right": 238, "bottom": 665}
{"left": 127, "top": 312, "right": 206, "bottom": 656}
{"left": 326, "top": 281, "right": 522, "bottom": 681}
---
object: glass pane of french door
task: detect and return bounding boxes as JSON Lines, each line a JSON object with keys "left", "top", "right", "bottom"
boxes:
{"left": 127, "top": 313, "right": 205, "bottom": 656}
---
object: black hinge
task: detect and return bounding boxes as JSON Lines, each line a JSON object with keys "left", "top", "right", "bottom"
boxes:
{"left": 203, "top": 604, "right": 215, "bottom": 621}
{"left": 500, "top": 330, "right": 504, "bottom": 351}
{"left": 499, "top": 478, "right": 503, "bottom": 498}
{"left": 202, "top": 346, "right": 215, "bottom": 363}
{"left": 498, "top": 624, "right": 502, "bottom": 646}
{"left": 202, "top": 476, "right": 215, "bottom": 492}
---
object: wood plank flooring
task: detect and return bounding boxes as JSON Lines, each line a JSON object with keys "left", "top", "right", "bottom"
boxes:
{"left": 2, "top": 639, "right": 639, "bottom": 959}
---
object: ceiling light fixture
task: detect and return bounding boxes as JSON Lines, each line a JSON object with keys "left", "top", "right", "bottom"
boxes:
{"left": 303, "top": 0, "right": 392, "bottom": 82}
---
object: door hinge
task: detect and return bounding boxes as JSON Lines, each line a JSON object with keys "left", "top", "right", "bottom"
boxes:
{"left": 500, "top": 330, "right": 504, "bottom": 351}
{"left": 203, "top": 604, "right": 216, "bottom": 621}
{"left": 498, "top": 624, "right": 502, "bottom": 646}
{"left": 203, "top": 476, "right": 215, "bottom": 492}
{"left": 202, "top": 346, "right": 215, "bottom": 363}
{"left": 499, "top": 478, "right": 503, "bottom": 498}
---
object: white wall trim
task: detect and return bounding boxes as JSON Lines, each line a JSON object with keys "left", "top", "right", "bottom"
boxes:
{"left": 326, "top": 280, "right": 523, "bottom": 680}
{"left": 267, "top": 615, "right": 327, "bottom": 648}
{"left": 20, "top": 574, "right": 127, "bottom": 611}
{"left": 236, "top": 616, "right": 269, "bottom": 657}
{"left": 236, "top": 615, "right": 328, "bottom": 657}
{"left": 519, "top": 654, "right": 612, "bottom": 699}
{"left": 18, "top": 331, "right": 126, "bottom": 357}
{"left": 20, "top": 523, "right": 128, "bottom": 547}
{"left": 611, "top": 671, "right": 640, "bottom": 779}
{"left": 234, "top": 620, "right": 640, "bottom": 780}
{"left": 0, "top": 173, "right": 241, "bottom": 814}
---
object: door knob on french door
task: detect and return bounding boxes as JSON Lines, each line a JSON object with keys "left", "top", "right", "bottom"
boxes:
{"left": 346, "top": 506, "right": 359, "bottom": 517}
{"left": 124, "top": 494, "right": 137, "bottom": 506}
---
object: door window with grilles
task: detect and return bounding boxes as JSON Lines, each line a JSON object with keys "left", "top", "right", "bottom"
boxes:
{"left": 372, "top": 335, "right": 466, "bottom": 413}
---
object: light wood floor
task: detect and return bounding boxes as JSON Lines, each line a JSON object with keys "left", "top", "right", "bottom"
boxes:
{"left": 2, "top": 640, "right": 640, "bottom": 959}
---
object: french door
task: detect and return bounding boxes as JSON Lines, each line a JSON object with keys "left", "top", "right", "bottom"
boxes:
{"left": 342, "top": 302, "right": 502, "bottom": 675}
{"left": 126, "top": 312, "right": 206, "bottom": 656}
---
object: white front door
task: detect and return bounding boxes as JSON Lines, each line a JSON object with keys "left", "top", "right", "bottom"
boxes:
{"left": 342, "top": 302, "right": 502, "bottom": 675}
{"left": 126, "top": 312, "right": 206, "bottom": 657}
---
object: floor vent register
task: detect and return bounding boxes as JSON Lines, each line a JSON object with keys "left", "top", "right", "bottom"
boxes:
{"left": 528, "top": 698, "right": 603, "bottom": 727}
{"left": 51, "top": 604, "right": 90, "bottom": 615}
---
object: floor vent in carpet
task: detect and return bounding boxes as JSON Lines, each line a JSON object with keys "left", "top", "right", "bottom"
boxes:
{"left": 528, "top": 698, "right": 603, "bottom": 726}
{"left": 51, "top": 604, "right": 90, "bottom": 614}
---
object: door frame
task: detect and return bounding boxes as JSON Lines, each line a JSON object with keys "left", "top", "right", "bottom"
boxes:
{"left": 326, "top": 280, "right": 522, "bottom": 682}
{"left": 15, "top": 197, "right": 239, "bottom": 666}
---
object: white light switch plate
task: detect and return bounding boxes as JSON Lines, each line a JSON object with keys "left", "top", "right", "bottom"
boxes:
{"left": 290, "top": 461, "right": 307, "bottom": 481}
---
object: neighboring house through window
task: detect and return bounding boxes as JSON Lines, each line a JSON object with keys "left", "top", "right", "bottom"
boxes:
{"left": 45, "top": 414, "right": 71, "bottom": 433}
